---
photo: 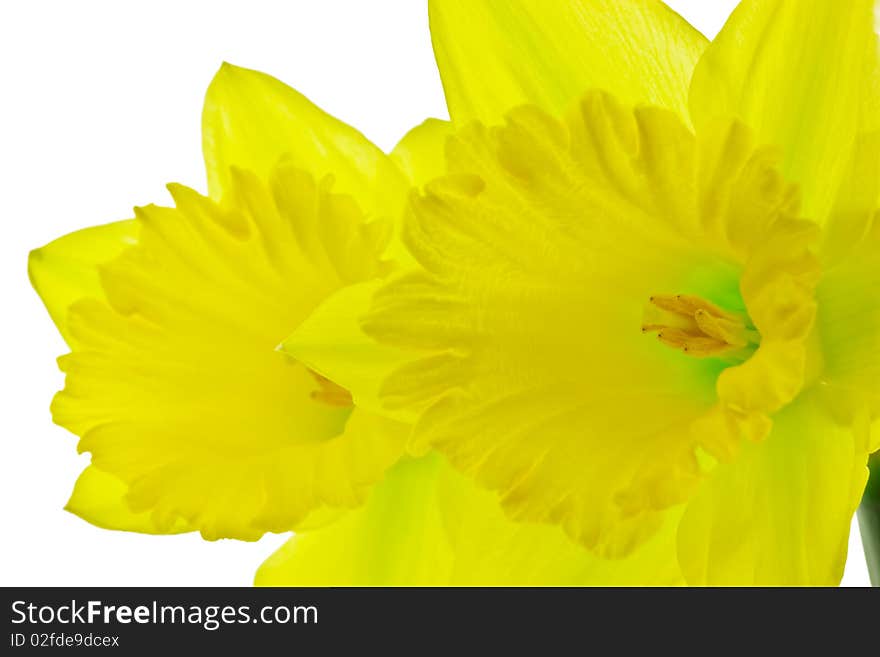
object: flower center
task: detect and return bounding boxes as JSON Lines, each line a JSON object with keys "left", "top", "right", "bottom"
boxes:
{"left": 308, "top": 370, "right": 354, "bottom": 408}
{"left": 642, "top": 294, "right": 759, "bottom": 359}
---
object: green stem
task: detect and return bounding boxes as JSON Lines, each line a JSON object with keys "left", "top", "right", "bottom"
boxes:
{"left": 858, "top": 452, "right": 880, "bottom": 587}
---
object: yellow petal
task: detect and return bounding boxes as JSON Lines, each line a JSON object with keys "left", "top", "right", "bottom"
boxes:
{"left": 255, "top": 456, "right": 452, "bottom": 586}
{"left": 390, "top": 119, "right": 453, "bottom": 189}
{"left": 255, "top": 454, "right": 684, "bottom": 586}
{"left": 817, "top": 216, "right": 880, "bottom": 433}
{"left": 28, "top": 220, "right": 138, "bottom": 348}
{"left": 52, "top": 165, "right": 406, "bottom": 540}
{"left": 202, "top": 63, "right": 407, "bottom": 219}
{"left": 65, "top": 466, "right": 191, "bottom": 534}
{"left": 677, "top": 390, "right": 867, "bottom": 585}
{"left": 429, "top": 0, "right": 707, "bottom": 126}
{"left": 821, "top": 26, "right": 880, "bottom": 261}
{"left": 821, "top": 131, "right": 880, "bottom": 264}
{"left": 689, "top": 0, "right": 877, "bottom": 223}
{"left": 365, "top": 93, "right": 816, "bottom": 555}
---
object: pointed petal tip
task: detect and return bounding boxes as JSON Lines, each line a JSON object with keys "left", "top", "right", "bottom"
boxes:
{"left": 214, "top": 60, "right": 246, "bottom": 80}
{"left": 27, "top": 246, "right": 44, "bottom": 281}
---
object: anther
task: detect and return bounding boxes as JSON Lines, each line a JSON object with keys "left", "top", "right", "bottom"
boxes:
{"left": 643, "top": 293, "right": 758, "bottom": 359}
{"left": 308, "top": 370, "right": 353, "bottom": 408}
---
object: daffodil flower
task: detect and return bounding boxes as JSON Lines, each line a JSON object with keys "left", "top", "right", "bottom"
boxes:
{"left": 29, "top": 63, "right": 415, "bottom": 541}
{"left": 292, "top": 0, "right": 880, "bottom": 585}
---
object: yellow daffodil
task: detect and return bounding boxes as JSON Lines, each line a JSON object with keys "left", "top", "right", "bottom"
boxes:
{"left": 290, "top": 0, "right": 880, "bottom": 585}
{"left": 30, "top": 63, "right": 414, "bottom": 541}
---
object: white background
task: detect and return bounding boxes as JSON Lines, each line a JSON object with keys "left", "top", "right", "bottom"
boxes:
{"left": 0, "top": 0, "right": 870, "bottom": 586}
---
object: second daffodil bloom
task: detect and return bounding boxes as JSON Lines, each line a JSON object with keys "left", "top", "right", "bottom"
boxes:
{"left": 30, "top": 63, "right": 416, "bottom": 541}
{"left": 292, "top": 0, "right": 880, "bottom": 584}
